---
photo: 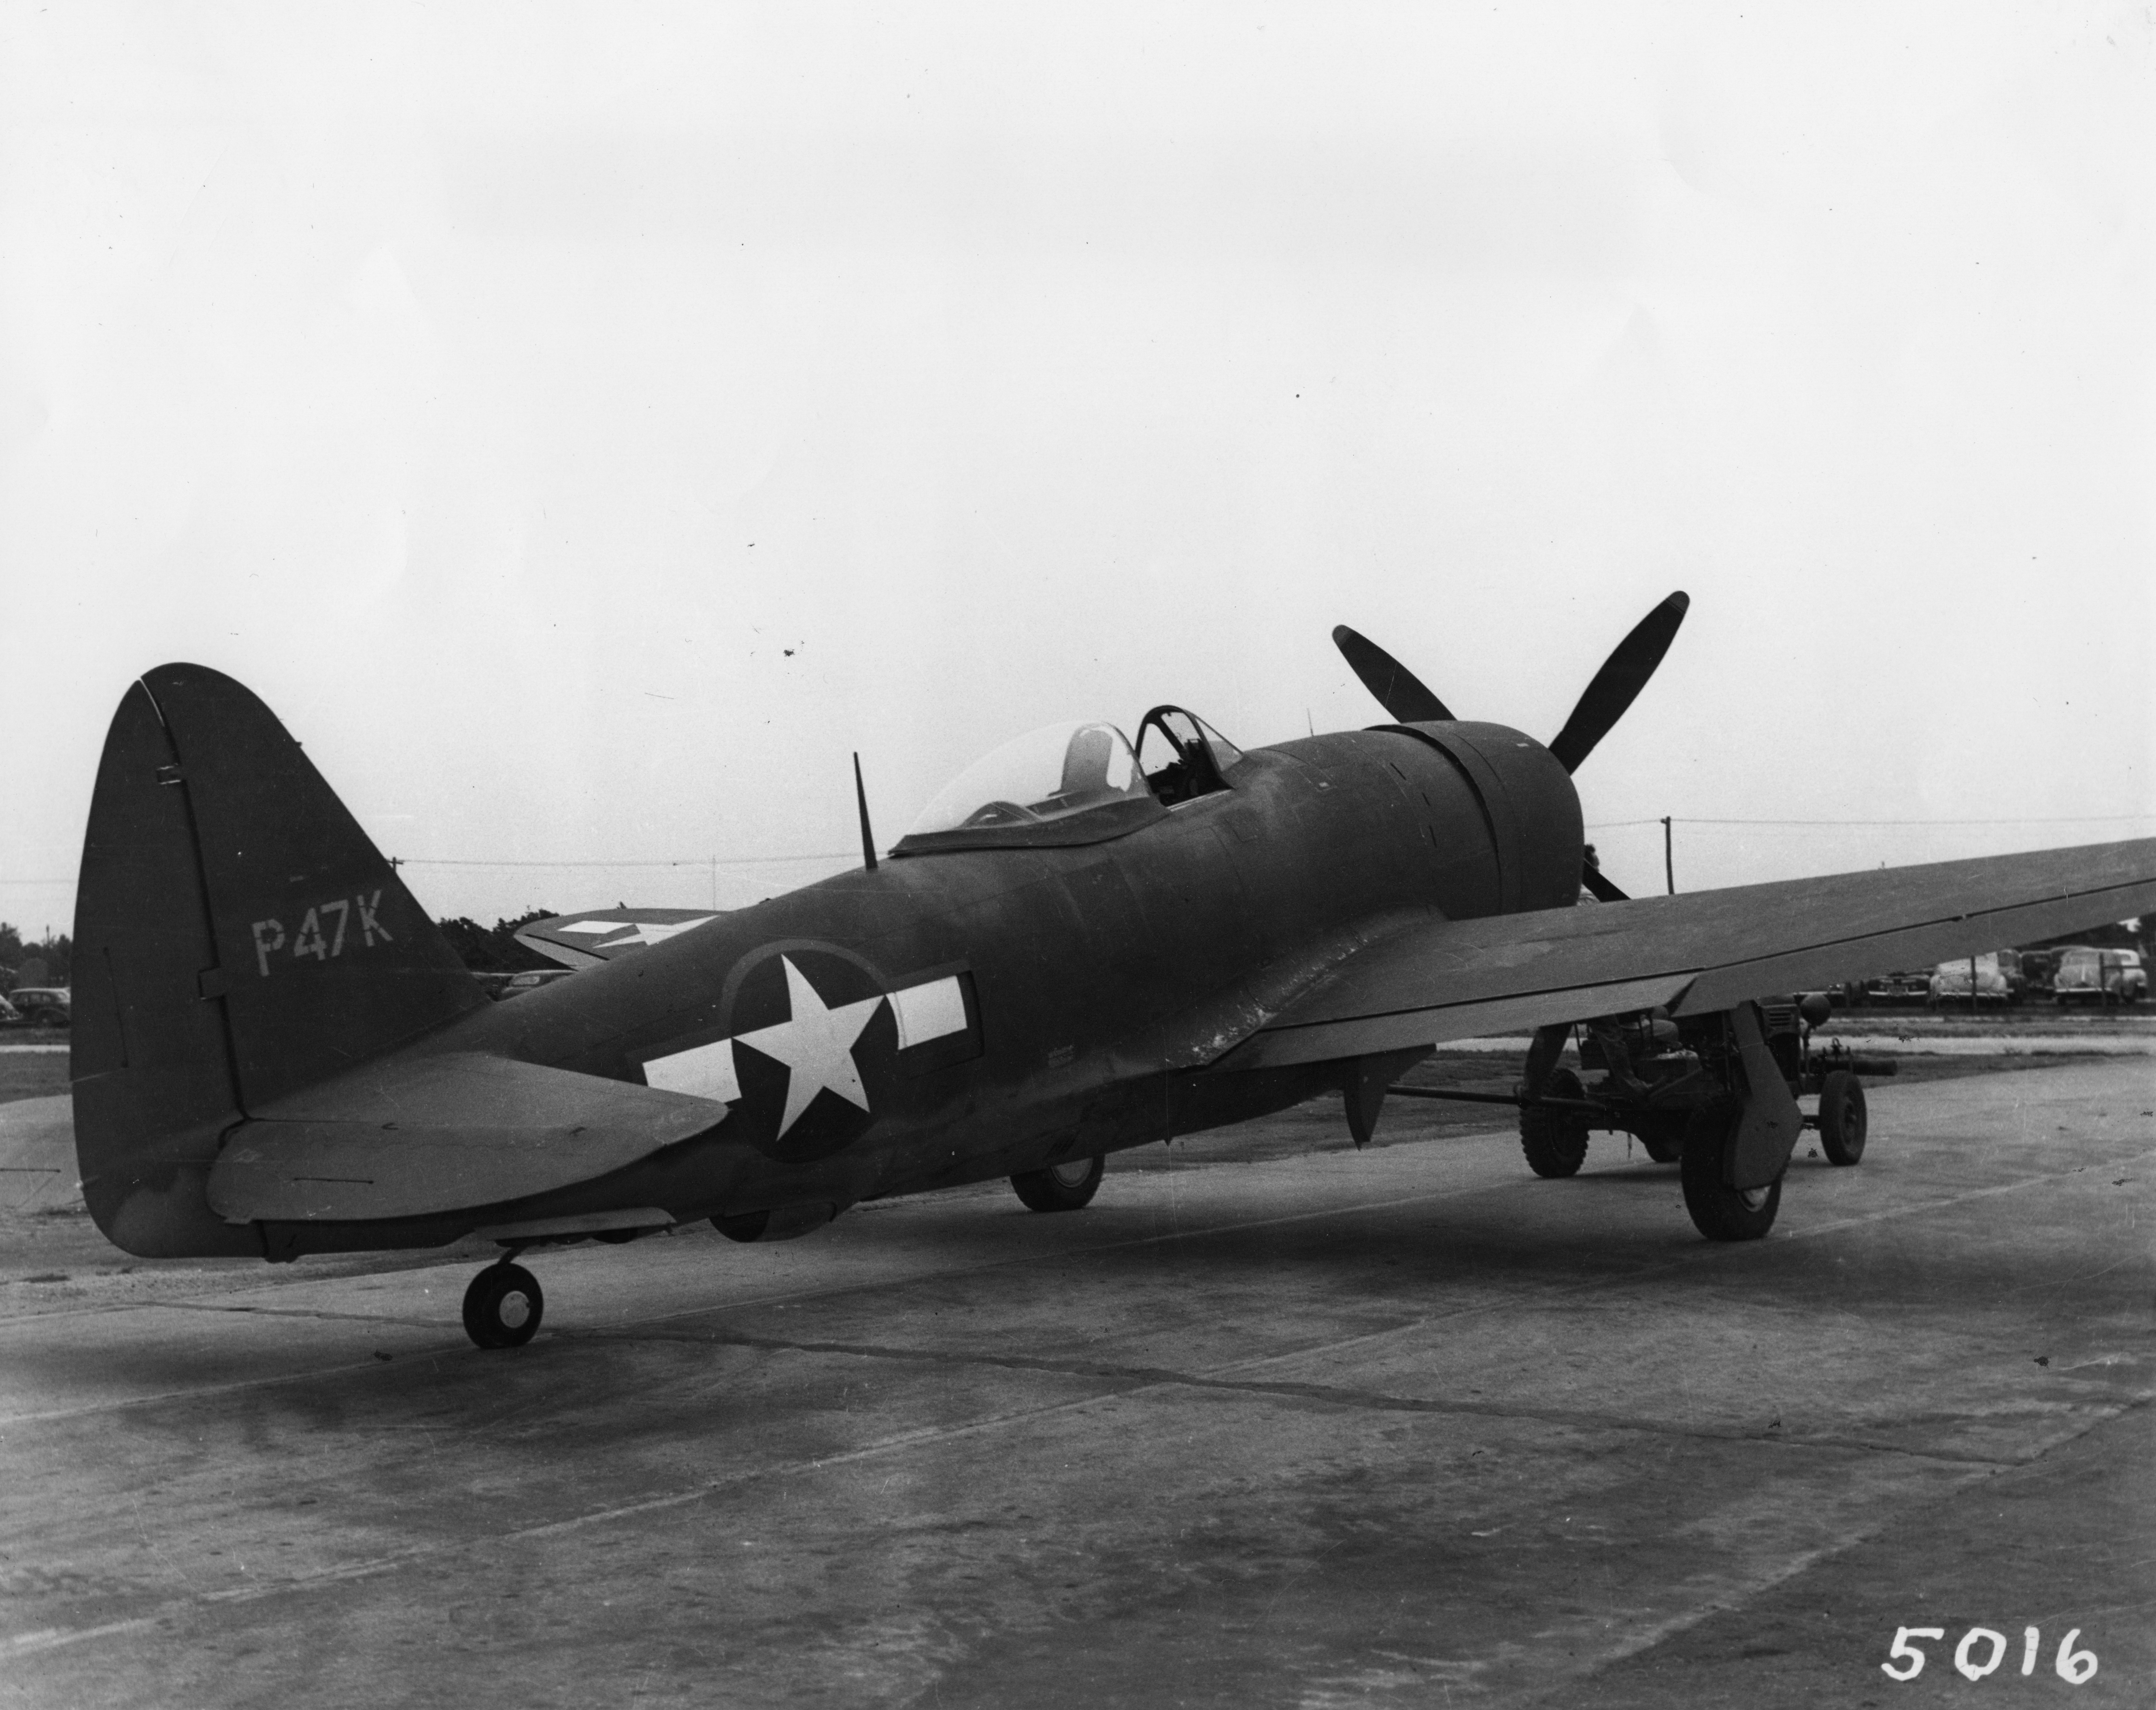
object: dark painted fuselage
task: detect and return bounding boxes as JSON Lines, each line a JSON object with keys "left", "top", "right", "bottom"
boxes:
{"left": 337, "top": 720, "right": 1584, "bottom": 1248}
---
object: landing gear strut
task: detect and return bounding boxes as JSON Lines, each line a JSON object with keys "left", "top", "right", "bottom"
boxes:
{"left": 463, "top": 1258, "right": 544, "bottom": 1349}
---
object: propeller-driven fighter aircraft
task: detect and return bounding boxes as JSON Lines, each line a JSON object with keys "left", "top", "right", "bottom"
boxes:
{"left": 73, "top": 597, "right": 2156, "bottom": 1346}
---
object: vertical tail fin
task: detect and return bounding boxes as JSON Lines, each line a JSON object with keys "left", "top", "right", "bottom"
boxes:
{"left": 72, "top": 664, "right": 486, "bottom": 1255}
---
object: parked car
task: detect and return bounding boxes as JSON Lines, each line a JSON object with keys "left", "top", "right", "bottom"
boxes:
{"left": 5, "top": 986, "right": 70, "bottom": 1027}
{"left": 2052, "top": 946, "right": 2147, "bottom": 1007}
{"left": 1928, "top": 955, "right": 2010, "bottom": 1007}
{"left": 1860, "top": 969, "right": 1935, "bottom": 1004}
{"left": 2015, "top": 947, "right": 2059, "bottom": 996}
{"left": 493, "top": 968, "right": 575, "bottom": 1001}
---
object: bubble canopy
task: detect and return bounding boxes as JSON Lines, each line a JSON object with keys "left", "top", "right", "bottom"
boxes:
{"left": 906, "top": 721, "right": 1152, "bottom": 840}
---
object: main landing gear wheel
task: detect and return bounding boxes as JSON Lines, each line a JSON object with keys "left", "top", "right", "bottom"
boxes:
{"left": 462, "top": 1261, "right": 544, "bottom": 1349}
{"left": 1010, "top": 1154, "right": 1104, "bottom": 1212}
{"left": 1679, "top": 1101, "right": 1782, "bottom": 1240}
{"left": 1816, "top": 1069, "right": 1867, "bottom": 1166}
{"left": 1519, "top": 1067, "right": 1590, "bottom": 1178}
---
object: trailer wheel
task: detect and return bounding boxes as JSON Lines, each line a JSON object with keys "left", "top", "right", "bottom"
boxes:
{"left": 1520, "top": 1068, "right": 1590, "bottom": 1178}
{"left": 1817, "top": 1070, "right": 1867, "bottom": 1165}
{"left": 1679, "top": 1100, "right": 1782, "bottom": 1241}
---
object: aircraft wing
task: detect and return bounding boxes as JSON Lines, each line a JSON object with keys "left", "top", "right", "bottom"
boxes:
{"left": 1213, "top": 837, "right": 2156, "bottom": 1071}
{"left": 517, "top": 908, "right": 727, "bottom": 968}
{"left": 206, "top": 1052, "right": 726, "bottom": 1223}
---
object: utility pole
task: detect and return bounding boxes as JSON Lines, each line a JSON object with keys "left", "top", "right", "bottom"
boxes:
{"left": 1662, "top": 817, "right": 1675, "bottom": 895}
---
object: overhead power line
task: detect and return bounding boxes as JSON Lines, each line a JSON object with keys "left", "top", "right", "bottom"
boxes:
{"left": 393, "top": 853, "right": 855, "bottom": 870}
{"left": 1588, "top": 812, "right": 2156, "bottom": 831}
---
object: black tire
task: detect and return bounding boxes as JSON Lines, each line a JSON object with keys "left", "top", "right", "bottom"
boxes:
{"left": 1633, "top": 1120, "right": 1684, "bottom": 1165}
{"left": 1679, "top": 1100, "right": 1782, "bottom": 1241}
{"left": 1816, "top": 1070, "right": 1867, "bottom": 1166}
{"left": 462, "top": 1262, "right": 544, "bottom": 1349}
{"left": 29, "top": 1009, "right": 63, "bottom": 1028}
{"left": 1011, "top": 1154, "right": 1104, "bottom": 1212}
{"left": 1519, "top": 1068, "right": 1590, "bottom": 1178}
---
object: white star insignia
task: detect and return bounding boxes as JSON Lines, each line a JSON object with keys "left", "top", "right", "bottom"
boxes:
{"left": 733, "top": 956, "right": 884, "bottom": 1138}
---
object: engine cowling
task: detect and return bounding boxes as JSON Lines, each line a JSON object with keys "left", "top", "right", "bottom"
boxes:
{"left": 1384, "top": 721, "right": 1584, "bottom": 915}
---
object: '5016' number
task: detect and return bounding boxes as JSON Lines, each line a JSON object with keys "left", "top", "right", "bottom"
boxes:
{"left": 1884, "top": 1625, "right": 2097, "bottom": 1684}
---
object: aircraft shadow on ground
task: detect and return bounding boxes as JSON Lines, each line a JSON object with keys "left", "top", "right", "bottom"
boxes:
{"left": 5, "top": 1141, "right": 2137, "bottom": 1410}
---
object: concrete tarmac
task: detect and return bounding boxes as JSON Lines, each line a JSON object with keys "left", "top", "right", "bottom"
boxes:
{"left": 2, "top": 1060, "right": 2151, "bottom": 1708}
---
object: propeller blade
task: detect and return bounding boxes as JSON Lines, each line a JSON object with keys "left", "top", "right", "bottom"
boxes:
{"left": 1331, "top": 626, "right": 1454, "bottom": 724}
{"left": 1546, "top": 591, "right": 1690, "bottom": 774}
{"left": 1580, "top": 862, "right": 1628, "bottom": 903}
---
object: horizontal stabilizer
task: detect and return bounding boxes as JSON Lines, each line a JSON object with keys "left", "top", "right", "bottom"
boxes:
{"left": 516, "top": 908, "right": 725, "bottom": 969}
{"left": 206, "top": 1052, "right": 727, "bottom": 1223}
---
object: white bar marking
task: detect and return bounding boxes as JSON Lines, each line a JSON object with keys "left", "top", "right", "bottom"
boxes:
{"left": 891, "top": 977, "right": 967, "bottom": 1050}
{"left": 642, "top": 1038, "right": 742, "bottom": 1105}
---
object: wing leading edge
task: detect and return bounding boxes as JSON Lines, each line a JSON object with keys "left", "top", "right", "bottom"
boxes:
{"left": 1213, "top": 837, "right": 2156, "bottom": 1072}
{"left": 517, "top": 909, "right": 727, "bottom": 969}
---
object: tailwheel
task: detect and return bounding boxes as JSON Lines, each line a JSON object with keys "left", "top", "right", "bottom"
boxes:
{"left": 463, "top": 1260, "right": 544, "bottom": 1349}
{"left": 1816, "top": 1070, "right": 1867, "bottom": 1165}
{"left": 1010, "top": 1154, "right": 1104, "bottom": 1212}
{"left": 1679, "top": 1100, "right": 1782, "bottom": 1241}
{"left": 1519, "top": 1068, "right": 1590, "bottom": 1178}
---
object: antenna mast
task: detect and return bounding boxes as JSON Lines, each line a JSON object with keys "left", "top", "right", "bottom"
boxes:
{"left": 853, "top": 753, "right": 878, "bottom": 872}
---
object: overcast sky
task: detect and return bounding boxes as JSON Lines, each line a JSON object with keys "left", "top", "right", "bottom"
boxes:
{"left": 3, "top": 2, "right": 2150, "bottom": 938}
